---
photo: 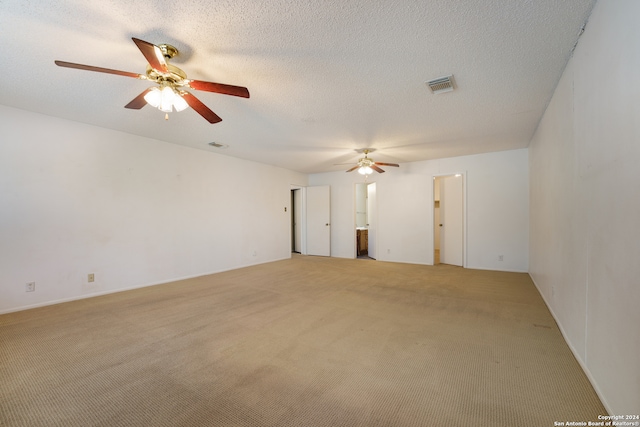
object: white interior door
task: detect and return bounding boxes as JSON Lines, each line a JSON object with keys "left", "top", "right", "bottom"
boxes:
{"left": 367, "top": 183, "right": 377, "bottom": 259}
{"left": 441, "top": 176, "right": 463, "bottom": 266}
{"left": 306, "top": 185, "right": 331, "bottom": 256}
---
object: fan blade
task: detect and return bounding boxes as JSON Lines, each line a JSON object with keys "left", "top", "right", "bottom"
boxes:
{"left": 374, "top": 162, "right": 399, "bottom": 167}
{"left": 188, "top": 80, "right": 250, "bottom": 98}
{"left": 54, "top": 61, "right": 143, "bottom": 79}
{"left": 181, "top": 92, "right": 222, "bottom": 123}
{"left": 371, "top": 165, "right": 385, "bottom": 173}
{"left": 346, "top": 166, "right": 359, "bottom": 172}
{"left": 132, "top": 37, "right": 168, "bottom": 73}
{"left": 124, "top": 89, "right": 152, "bottom": 109}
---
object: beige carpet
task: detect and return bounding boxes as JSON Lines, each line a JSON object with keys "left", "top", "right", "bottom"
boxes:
{"left": 0, "top": 255, "right": 606, "bottom": 426}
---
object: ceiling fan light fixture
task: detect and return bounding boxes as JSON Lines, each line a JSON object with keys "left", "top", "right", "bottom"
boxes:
{"left": 159, "top": 86, "right": 175, "bottom": 112}
{"left": 144, "top": 85, "right": 189, "bottom": 113}
{"left": 358, "top": 166, "right": 373, "bottom": 175}
{"left": 173, "top": 93, "right": 189, "bottom": 112}
{"left": 143, "top": 87, "right": 161, "bottom": 108}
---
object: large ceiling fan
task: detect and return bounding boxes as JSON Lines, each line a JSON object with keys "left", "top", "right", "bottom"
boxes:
{"left": 345, "top": 149, "right": 399, "bottom": 175}
{"left": 54, "top": 37, "right": 249, "bottom": 124}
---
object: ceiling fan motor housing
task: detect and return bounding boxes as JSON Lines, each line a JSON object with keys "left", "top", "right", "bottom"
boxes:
{"left": 146, "top": 63, "right": 187, "bottom": 86}
{"left": 358, "top": 158, "right": 374, "bottom": 167}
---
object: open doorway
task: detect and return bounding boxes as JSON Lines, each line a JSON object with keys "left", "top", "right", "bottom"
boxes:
{"left": 291, "top": 188, "right": 302, "bottom": 254}
{"left": 290, "top": 185, "right": 331, "bottom": 257}
{"left": 355, "top": 182, "right": 376, "bottom": 260}
{"left": 433, "top": 174, "right": 464, "bottom": 266}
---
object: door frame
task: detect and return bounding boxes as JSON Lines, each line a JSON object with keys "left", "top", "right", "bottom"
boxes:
{"left": 290, "top": 187, "right": 303, "bottom": 253}
{"left": 290, "top": 185, "right": 307, "bottom": 255}
{"left": 366, "top": 182, "right": 377, "bottom": 260}
{"left": 432, "top": 173, "right": 467, "bottom": 267}
{"left": 353, "top": 181, "right": 377, "bottom": 259}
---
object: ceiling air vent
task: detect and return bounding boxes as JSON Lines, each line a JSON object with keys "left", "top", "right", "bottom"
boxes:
{"left": 426, "top": 75, "right": 455, "bottom": 94}
{"left": 208, "top": 142, "right": 229, "bottom": 149}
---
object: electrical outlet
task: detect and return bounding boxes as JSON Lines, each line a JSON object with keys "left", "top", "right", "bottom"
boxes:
{"left": 26, "top": 282, "right": 35, "bottom": 292}
{"left": 387, "top": 249, "right": 391, "bottom": 254}
{"left": 88, "top": 273, "right": 95, "bottom": 283}
{"left": 498, "top": 255, "right": 504, "bottom": 261}
{"left": 252, "top": 251, "right": 257, "bottom": 257}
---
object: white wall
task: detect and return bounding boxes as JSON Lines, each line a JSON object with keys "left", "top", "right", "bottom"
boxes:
{"left": 0, "top": 105, "right": 307, "bottom": 313}
{"left": 309, "top": 149, "right": 529, "bottom": 272}
{"left": 529, "top": 0, "right": 640, "bottom": 414}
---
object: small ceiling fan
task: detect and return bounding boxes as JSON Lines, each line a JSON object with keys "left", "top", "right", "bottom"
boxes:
{"left": 345, "top": 149, "right": 399, "bottom": 175}
{"left": 54, "top": 37, "right": 249, "bottom": 123}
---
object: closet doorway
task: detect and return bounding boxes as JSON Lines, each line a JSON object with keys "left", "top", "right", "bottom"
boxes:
{"left": 433, "top": 174, "right": 464, "bottom": 266}
{"left": 290, "top": 187, "right": 302, "bottom": 254}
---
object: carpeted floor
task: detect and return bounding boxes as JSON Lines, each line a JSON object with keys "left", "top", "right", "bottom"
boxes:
{"left": 0, "top": 255, "right": 607, "bottom": 426}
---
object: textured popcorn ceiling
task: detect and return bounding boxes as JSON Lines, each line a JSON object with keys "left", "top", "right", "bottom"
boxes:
{"left": 0, "top": 0, "right": 595, "bottom": 173}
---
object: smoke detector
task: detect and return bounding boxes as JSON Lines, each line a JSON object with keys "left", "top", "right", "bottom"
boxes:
{"left": 426, "top": 75, "right": 456, "bottom": 94}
